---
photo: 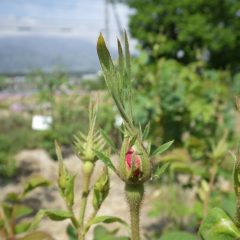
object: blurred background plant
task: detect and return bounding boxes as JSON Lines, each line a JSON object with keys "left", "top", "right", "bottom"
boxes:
{"left": 0, "top": 0, "right": 240, "bottom": 239}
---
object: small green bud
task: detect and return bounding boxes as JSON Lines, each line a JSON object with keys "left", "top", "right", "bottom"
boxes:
{"left": 58, "top": 166, "right": 68, "bottom": 193}
{"left": 93, "top": 167, "right": 109, "bottom": 210}
{"left": 83, "top": 161, "right": 94, "bottom": 176}
{"left": 55, "top": 141, "right": 68, "bottom": 193}
{"left": 119, "top": 136, "right": 151, "bottom": 184}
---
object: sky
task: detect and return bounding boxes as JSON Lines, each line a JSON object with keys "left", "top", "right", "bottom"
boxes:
{"left": 0, "top": 0, "right": 131, "bottom": 47}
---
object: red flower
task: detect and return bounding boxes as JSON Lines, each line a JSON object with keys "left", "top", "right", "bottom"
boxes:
{"left": 125, "top": 147, "right": 141, "bottom": 177}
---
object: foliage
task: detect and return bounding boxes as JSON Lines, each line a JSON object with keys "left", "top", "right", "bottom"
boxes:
{"left": 125, "top": 0, "right": 240, "bottom": 71}
{"left": 97, "top": 32, "right": 174, "bottom": 240}
{"left": 160, "top": 231, "right": 198, "bottom": 240}
{"left": 199, "top": 100, "right": 240, "bottom": 240}
{"left": 131, "top": 55, "right": 236, "bottom": 160}
{"left": 0, "top": 176, "right": 50, "bottom": 239}
{"left": 31, "top": 102, "right": 127, "bottom": 240}
{"left": 93, "top": 226, "right": 129, "bottom": 240}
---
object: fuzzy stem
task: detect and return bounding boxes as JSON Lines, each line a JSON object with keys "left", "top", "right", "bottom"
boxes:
{"left": 125, "top": 184, "right": 144, "bottom": 240}
{"left": 78, "top": 161, "right": 94, "bottom": 240}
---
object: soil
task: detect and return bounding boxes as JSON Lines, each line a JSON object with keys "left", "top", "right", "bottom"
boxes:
{"left": 0, "top": 149, "right": 159, "bottom": 240}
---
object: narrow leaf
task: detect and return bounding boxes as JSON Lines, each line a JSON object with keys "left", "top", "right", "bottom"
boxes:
{"left": 142, "top": 122, "right": 150, "bottom": 140}
{"left": 28, "top": 209, "right": 72, "bottom": 231}
{"left": 90, "top": 216, "right": 127, "bottom": 226}
{"left": 100, "top": 129, "right": 117, "bottom": 152}
{"left": 15, "top": 221, "right": 31, "bottom": 234}
{"left": 129, "top": 134, "right": 137, "bottom": 148}
{"left": 152, "top": 140, "right": 174, "bottom": 156}
{"left": 14, "top": 205, "right": 33, "bottom": 219}
{"left": 94, "top": 150, "right": 116, "bottom": 172}
{"left": 97, "top": 33, "right": 114, "bottom": 70}
{"left": 199, "top": 207, "right": 240, "bottom": 240}
{"left": 153, "top": 163, "right": 170, "bottom": 179}
{"left": 23, "top": 177, "right": 50, "bottom": 196}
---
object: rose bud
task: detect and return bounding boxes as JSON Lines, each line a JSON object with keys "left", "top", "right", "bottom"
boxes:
{"left": 125, "top": 147, "right": 141, "bottom": 177}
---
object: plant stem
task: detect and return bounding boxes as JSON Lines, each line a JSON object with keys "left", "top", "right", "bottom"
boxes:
{"left": 78, "top": 161, "right": 94, "bottom": 240}
{"left": 83, "top": 208, "right": 98, "bottom": 235}
{"left": 125, "top": 184, "right": 144, "bottom": 240}
{"left": 67, "top": 205, "right": 79, "bottom": 229}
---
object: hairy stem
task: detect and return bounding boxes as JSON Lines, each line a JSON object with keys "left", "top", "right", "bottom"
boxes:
{"left": 125, "top": 184, "right": 144, "bottom": 240}
{"left": 78, "top": 161, "right": 94, "bottom": 240}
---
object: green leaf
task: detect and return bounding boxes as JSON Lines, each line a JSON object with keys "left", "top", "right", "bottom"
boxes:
{"left": 94, "top": 150, "right": 116, "bottom": 172}
{"left": 18, "top": 231, "right": 54, "bottom": 240}
{"left": 152, "top": 140, "right": 174, "bottom": 156}
{"left": 15, "top": 221, "right": 31, "bottom": 234}
{"left": 93, "top": 167, "right": 110, "bottom": 210}
{"left": 93, "top": 225, "right": 129, "bottom": 240}
{"left": 97, "top": 33, "right": 114, "bottom": 70}
{"left": 129, "top": 134, "right": 137, "bottom": 148}
{"left": 100, "top": 129, "right": 117, "bottom": 152}
{"left": 29, "top": 209, "right": 72, "bottom": 231}
{"left": 23, "top": 176, "right": 50, "bottom": 196}
{"left": 142, "top": 122, "right": 150, "bottom": 140}
{"left": 5, "top": 192, "right": 20, "bottom": 202}
{"left": 67, "top": 224, "right": 78, "bottom": 240}
{"left": 153, "top": 163, "right": 170, "bottom": 179}
{"left": 160, "top": 231, "right": 197, "bottom": 240}
{"left": 14, "top": 204, "right": 33, "bottom": 219}
{"left": 199, "top": 207, "right": 240, "bottom": 240}
{"left": 89, "top": 216, "right": 127, "bottom": 226}
{"left": 2, "top": 203, "right": 13, "bottom": 219}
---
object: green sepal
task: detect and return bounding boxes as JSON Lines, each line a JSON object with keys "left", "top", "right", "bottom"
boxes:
{"left": 92, "top": 167, "right": 110, "bottom": 211}
{"left": 65, "top": 174, "right": 76, "bottom": 207}
{"left": 55, "top": 141, "right": 68, "bottom": 192}
{"left": 199, "top": 207, "right": 240, "bottom": 240}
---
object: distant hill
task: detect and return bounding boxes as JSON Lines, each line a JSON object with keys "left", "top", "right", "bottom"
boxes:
{"left": 0, "top": 35, "right": 109, "bottom": 75}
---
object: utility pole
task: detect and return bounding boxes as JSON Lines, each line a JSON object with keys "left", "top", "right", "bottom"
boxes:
{"left": 105, "top": 0, "right": 110, "bottom": 45}
{"left": 110, "top": 0, "right": 123, "bottom": 37}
